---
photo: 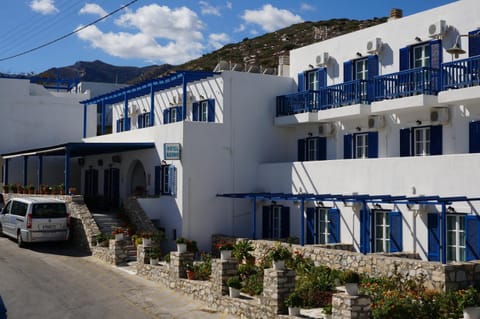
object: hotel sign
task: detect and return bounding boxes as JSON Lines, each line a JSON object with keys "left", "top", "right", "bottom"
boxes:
{"left": 164, "top": 143, "right": 181, "bottom": 160}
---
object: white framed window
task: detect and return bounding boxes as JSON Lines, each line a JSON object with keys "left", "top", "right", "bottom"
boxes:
{"left": 161, "top": 165, "right": 170, "bottom": 194}
{"left": 272, "top": 206, "right": 282, "bottom": 239}
{"left": 447, "top": 215, "right": 466, "bottom": 262}
{"left": 200, "top": 101, "right": 208, "bottom": 122}
{"left": 144, "top": 113, "right": 151, "bottom": 127}
{"left": 413, "top": 44, "right": 431, "bottom": 68}
{"left": 307, "top": 138, "right": 318, "bottom": 161}
{"left": 316, "top": 208, "right": 329, "bottom": 244}
{"left": 375, "top": 210, "right": 390, "bottom": 253}
{"left": 307, "top": 70, "right": 319, "bottom": 91}
{"left": 355, "top": 134, "right": 368, "bottom": 159}
{"left": 414, "top": 127, "right": 430, "bottom": 156}
{"left": 170, "top": 108, "right": 178, "bottom": 123}
{"left": 355, "top": 58, "right": 368, "bottom": 80}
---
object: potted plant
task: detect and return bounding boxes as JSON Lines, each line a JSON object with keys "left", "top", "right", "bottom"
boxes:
{"left": 459, "top": 287, "right": 480, "bottom": 319}
{"left": 10, "top": 184, "right": 18, "bottom": 193}
{"left": 28, "top": 184, "right": 35, "bottom": 194}
{"left": 185, "top": 263, "right": 195, "bottom": 280}
{"left": 112, "top": 227, "right": 125, "bottom": 241}
{"left": 141, "top": 232, "right": 152, "bottom": 246}
{"left": 3, "top": 184, "right": 9, "bottom": 193}
{"left": 147, "top": 247, "right": 160, "bottom": 265}
{"left": 217, "top": 241, "right": 234, "bottom": 260}
{"left": 96, "top": 233, "right": 108, "bottom": 247}
{"left": 340, "top": 270, "right": 361, "bottom": 296}
{"left": 151, "top": 230, "right": 166, "bottom": 244}
{"left": 227, "top": 276, "right": 242, "bottom": 298}
{"left": 176, "top": 237, "right": 187, "bottom": 253}
{"left": 269, "top": 243, "right": 291, "bottom": 270}
{"left": 285, "top": 290, "right": 302, "bottom": 316}
{"left": 233, "top": 239, "right": 254, "bottom": 263}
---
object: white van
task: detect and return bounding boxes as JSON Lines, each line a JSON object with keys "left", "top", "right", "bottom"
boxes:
{"left": 0, "top": 197, "right": 70, "bottom": 247}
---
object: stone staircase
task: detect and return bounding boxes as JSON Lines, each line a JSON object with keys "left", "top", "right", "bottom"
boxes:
{"left": 92, "top": 211, "right": 137, "bottom": 262}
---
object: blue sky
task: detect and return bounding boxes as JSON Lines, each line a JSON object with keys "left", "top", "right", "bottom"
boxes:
{"left": 0, "top": 0, "right": 456, "bottom": 75}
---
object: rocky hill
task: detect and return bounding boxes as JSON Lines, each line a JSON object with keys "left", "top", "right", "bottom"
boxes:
{"left": 36, "top": 16, "right": 388, "bottom": 84}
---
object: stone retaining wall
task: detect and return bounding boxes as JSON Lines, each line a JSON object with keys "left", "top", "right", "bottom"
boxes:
{"left": 212, "top": 235, "right": 480, "bottom": 291}
{"left": 123, "top": 197, "right": 158, "bottom": 233}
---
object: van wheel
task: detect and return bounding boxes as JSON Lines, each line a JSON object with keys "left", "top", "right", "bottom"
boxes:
{"left": 17, "top": 232, "right": 24, "bottom": 248}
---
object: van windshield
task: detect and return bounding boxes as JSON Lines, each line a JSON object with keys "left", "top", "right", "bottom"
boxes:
{"left": 32, "top": 203, "right": 67, "bottom": 218}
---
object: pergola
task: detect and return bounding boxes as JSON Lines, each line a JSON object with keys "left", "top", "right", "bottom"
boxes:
{"left": 217, "top": 192, "right": 480, "bottom": 264}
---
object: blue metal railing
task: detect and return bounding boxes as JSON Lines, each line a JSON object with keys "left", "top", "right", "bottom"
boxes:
{"left": 442, "top": 55, "right": 480, "bottom": 90}
{"left": 373, "top": 67, "right": 440, "bottom": 101}
{"left": 276, "top": 80, "right": 368, "bottom": 116}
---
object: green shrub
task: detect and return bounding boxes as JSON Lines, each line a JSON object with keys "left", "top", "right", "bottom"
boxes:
{"left": 238, "top": 263, "right": 263, "bottom": 295}
{"left": 227, "top": 276, "right": 242, "bottom": 289}
{"left": 285, "top": 291, "right": 303, "bottom": 307}
{"left": 232, "top": 240, "right": 254, "bottom": 262}
{"left": 192, "top": 253, "right": 212, "bottom": 280}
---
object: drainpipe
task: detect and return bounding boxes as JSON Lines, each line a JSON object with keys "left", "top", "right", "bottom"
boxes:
{"left": 300, "top": 199, "right": 305, "bottom": 246}
{"left": 441, "top": 203, "right": 447, "bottom": 264}
{"left": 252, "top": 198, "right": 257, "bottom": 240}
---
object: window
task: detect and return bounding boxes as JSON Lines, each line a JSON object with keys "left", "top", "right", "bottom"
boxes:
{"left": 11, "top": 201, "right": 28, "bottom": 217}
{"left": 414, "top": 127, "right": 431, "bottom": 156}
{"left": 262, "top": 205, "right": 289, "bottom": 239}
{"left": 297, "top": 137, "right": 326, "bottom": 161}
{"left": 170, "top": 108, "right": 178, "bottom": 123}
{"left": 117, "top": 119, "right": 125, "bottom": 132}
{"left": 306, "top": 207, "right": 340, "bottom": 245}
{"left": 469, "top": 121, "right": 480, "bottom": 153}
{"left": 344, "top": 132, "right": 378, "bottom": 159}
{"left": 297, "top": 68, "right": 327, "bottom": 92}
{"left": 307, "top": 70, "right": 320, "bottom": 91}
{"left": 138, "top": 112, "right": 152, "bottom": 128}
{"left": 192, "top": 99, "right": 215, "bottom": 122}
{"left": 399, "top": 40, "right": 441, "bottom": 72}
{"left": 400, "top": 125, "right": 442, "bottom": 157}
{"left": 154, "top": 164, "right": 177, "bottom": 196}
{"left": 355, "top": 58, "right": 368, "bottom": 80}
{"left": 375, "top": 210, "right": 390, "bottom": 253}
{"left": 413, "top": 44, "right": 431, "bottom": 68}
{"left": 447, "top": 215, "right": 466, "bottom": 262}
{"left": 355, "top": 134, "right": 368, "bottom": 159}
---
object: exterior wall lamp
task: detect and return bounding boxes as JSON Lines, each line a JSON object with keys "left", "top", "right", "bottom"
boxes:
{"left": 446, "top": 32, "right": 480, "bottom": 58}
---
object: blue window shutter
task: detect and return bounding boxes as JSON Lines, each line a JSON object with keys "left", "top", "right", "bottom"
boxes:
{"left": 469, "top": 121, "right": 480, "bottom": 153}
{"left": 390, "top": 211, "right": 403, "bottom": 252}
{"left": 399, "top": 46, "right": 410, "bottom": 71}
{"left": 281, "top": 206, "right": 290, "bottom": 238}
{"left": 367, "top": 131, "right": 378, "bottom": 158}
{"left": 176, "top": 106, "right": 183, "bottom": 122}
{"left": 328, "top": 208, "right": 341, "bottom": 244}
{"left": 318, "top": 137, "right": 327, "bottom": 160}
{"left": 430, "top": 125, "right": 443, "bottom": 155}
{"left": 360, "top": 207, "right": 371, "bottom": 254}
{"left": 192, "top": 102, "right": 199, "bottom": 121}
{"left": 163, "top": 109, "right": 170, "bottom": 124}
{"left": 116, "top": 119, "right": 120, "bottom": 132}
{"left": 318, "top": 68, "right": 327, "bottom": 88}
{"left": 139, "top": 114, "right": 145, "bottom": 128}
{"left": 344, "top": 134, "right": 352, "bottom": 159}
{"left": 168, "top": 165, "right": 177, "bottom": 196}
{"left": 298, "top": 139, "right": 306, "bottom": 161}
{"left": 400, "top": 128, "right": 411, "bottom": 157}
{"left": 427, "top": 213, "right": 440, "bottom": 262}
{"left": 367, "top": 55, "right": 379, "bottom": 102}
{"left": 207, "top": 99, "right": 215, "bottom": 122}
{"left": 430, "top": 39, "right": 442, "bottom": 69}
{"left": 154, "top": 166, "right": 161, "bottom": 195}
{"left": 262, "top": 206, "right": 271, "bottom": 239}
{"left": 343, "top": 60, "right": 353, "bottom": 82}
{"left": 469, "top": 30, "right": 480, "bottom": 57}
{"left": 306, "top": 207, "right": 315, "bottom": 244}
{"left": 466, "top": 215, "right": 480, "bottom": 261}
{"left": 297, "top": 72, "right": 305, "bottom": 92}
{"left": 126, "top": 117, "right": 131, "bottom": 131}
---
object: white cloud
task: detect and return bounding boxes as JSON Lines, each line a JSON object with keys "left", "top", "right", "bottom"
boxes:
{"left": 300, "top": 3, "right": 315, "bottom": 12}
{"left": 199, "top": 1, "right": 220, "bottom": 16}
{"left": 234, "top": 24, "right": 245, "bottom": 33}
{"left": 226, "top": 1, "right": 232, "bottom": 10}
{"left": 79, "top": 3, "right": 108, "bottom": 18}
{"left": 241, "top": 4, "right": 303, "bottom": 32}
{"left": 29, "top": 0, "right": 58, "bottom": 15}
{"left": 76, "top": 4, "right": 205, "bottom": 65}
{"left": 209, "top": 33, "right": 230, "bottom": 49}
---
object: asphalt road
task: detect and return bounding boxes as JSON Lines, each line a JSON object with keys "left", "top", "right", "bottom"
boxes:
{"left": 0, "top": 236, "right": 236, "bottom": 319}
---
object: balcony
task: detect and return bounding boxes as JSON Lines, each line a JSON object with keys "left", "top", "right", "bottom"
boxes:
{"left": 276, "top": 80, "right": 369, "bottom": 117}
{"left": 373, "top": 67, "right": 440, "bottom": 101}
{"left": 439, "top": 55, "right": 480, "bottom": 105}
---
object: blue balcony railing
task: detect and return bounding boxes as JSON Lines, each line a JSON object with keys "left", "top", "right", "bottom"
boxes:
{"left": 442, "top": 55, "right": 480, "bottom": 90}
{"left": 373, "top": 67, "right": 440, "bottom": 101}
{"left": 276, "top": 80, "right": 369, "bottom": 116}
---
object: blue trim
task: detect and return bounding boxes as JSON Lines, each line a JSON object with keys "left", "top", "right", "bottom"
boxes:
{"left": 470, "top": 121, "right": 480, "bottom": 153}
{"left": 300, "top": 200, "right": 305, "bottom": 246}
{"left": 400, "top": 128, "right": 411, "bottom": 157}
{"left": 344, "top": 134, "right": 352, "bottom": 159}
{"left": 252, "top": 198, "right": 257, "bottom": 240}
{"left": 306, "top": 207, "right": 315, "bottom": 244}
{"left": 428, "top": 212, "right": 440, "bottom": 261}
{"left": 399, "top": 46, "right": 410, "bottom": 71}
{"left": 390, "top": 211, "right": 403, "bottom": 252}
{"left": 150, "top": 85, "right": 155, "bottom": 127}
{"left": 360, "top": 202, "right": 370, "bottom": 254}
{"left": 182, "top": 76, "right": 187, "bottom": 120}
{"left": 154, "top": 166, "right": 161, "bottom": 195}
{"left": 192, "top": 102, "right": 199, "bottom": 121}
{"left": 297, "top": 139, "right": 306, "bottom": 161}
{"left": 83, "top": 104, "right": 87, "bottom": 138}
{"left": 466, "top": 214, "right": 480, "bottom": 261}
{"left": 23, "top": 156, "right": 28, "bottom": 186}
{"left": 207, "top": 99, "right": 215, "bottom": 122}
{"left": 297, "top": 72, "right": 305, "bottom": 92}
{"left": 343, "top": 60, "right": 353, "bottom": 82}
{"left": 367, "top": 131, "right": 378, "bottom": 158}
{"left": 430, "top": 125, "right": 443, "bottom": 155}
{"left": 328, "top": 208, "right": 340, "bottom": 243}
{"left": 441, "top": 204, "right": 447, "bottom": 264}
{"left": 101, "top": 101, "right": 106, "bottom": 135}
{"left": 469, "top": 30, "right": 480, "bottom": 57}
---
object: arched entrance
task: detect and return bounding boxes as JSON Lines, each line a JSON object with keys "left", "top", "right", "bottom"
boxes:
{"left": 129, "top": 160, "right": 147, "bottom": 196}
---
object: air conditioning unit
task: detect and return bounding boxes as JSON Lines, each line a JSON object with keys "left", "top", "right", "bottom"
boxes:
{"left": 428, "top": 20, "right": 447, "bottom": 38}
{"left": 430, "top": 107, "right": 449, "bottom": 124}
{"left": 368, "top": 115, "right": 385, "bottom": 129}
{"left": 128, "top": 104, "right": 139, "bottom": 116}
{"left": 315, "top": 52, "right": 329, "bottom": 67}
{"left": 366, "top": 38, "right": 382, "bottom": 54}
{"left": 318, "top": 122, "right": 334, "bottom": 136}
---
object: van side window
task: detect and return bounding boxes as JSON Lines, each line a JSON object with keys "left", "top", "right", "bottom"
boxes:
{"left": 2, "top": 201, "right": 11, "bottom": 214}
{"left": 11, "top": 201, "right": 27, "bottom": 216}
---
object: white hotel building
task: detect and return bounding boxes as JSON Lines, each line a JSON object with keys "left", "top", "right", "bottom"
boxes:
{"left": 3, "top": 0, "right": 480, "bottom": 263}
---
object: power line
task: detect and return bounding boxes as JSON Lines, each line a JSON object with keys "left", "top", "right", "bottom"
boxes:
{"left": 0, "top": 0, "right": 139, "bottom": 62}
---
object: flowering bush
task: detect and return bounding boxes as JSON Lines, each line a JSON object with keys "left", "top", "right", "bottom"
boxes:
{"left": 217, "top": 242, "right": 234, "bottom": 250}
{"left": 268, "top": 243, "right": 291, "bottom": 261}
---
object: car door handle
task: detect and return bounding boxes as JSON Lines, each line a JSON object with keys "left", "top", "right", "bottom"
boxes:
{"left": 16, "top": 218, "right": 23, "bottom": 222}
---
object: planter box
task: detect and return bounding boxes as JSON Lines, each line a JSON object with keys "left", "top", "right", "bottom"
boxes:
{"left": 288, "top": 307, "right": 300, "bottom": 316}
{"left": 220, "top": 250, "right": 232, "bottom": 260}
{"left": 142, "top": 238, "right": 152, "bottom": 247}
{"left": 150, "top": 258, "right": 159, "bottom": 265}
{"left": 115, "top": 233, "right": 124, "bottom": 241}
{"left": 273, "top": 260, "right": 285, "bottom": 270}
{"left": 177, "top": 243, "right": 187, "bottom": 253}
{"left": 229, "top": 287, "right": 240, "bottom": 298}
{"left": 345, "top": 283, "right": 359, "bottom": 296}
